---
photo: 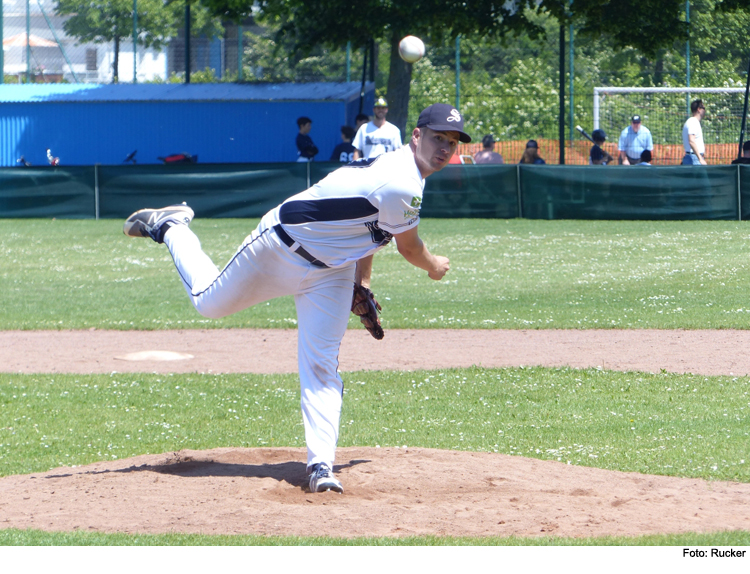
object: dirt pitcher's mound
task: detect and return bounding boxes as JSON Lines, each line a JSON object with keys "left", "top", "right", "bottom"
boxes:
{"left": 1, "top": 447, "right": 748, "bottom": 539}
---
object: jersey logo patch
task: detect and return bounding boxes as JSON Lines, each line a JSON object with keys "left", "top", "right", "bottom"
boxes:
{"left": 365, "top": 221, "right": 393, "bottom": 246}
{"left": 410, "top": 196, "right": 422, "bottom": 208}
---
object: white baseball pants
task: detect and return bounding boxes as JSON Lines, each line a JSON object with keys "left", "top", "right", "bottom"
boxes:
{"left": 163, "top": 223, "right": 355, "bottom": 470}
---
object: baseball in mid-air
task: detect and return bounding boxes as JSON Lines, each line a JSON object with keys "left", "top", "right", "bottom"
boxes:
{"left": 398, "top": 35, "right": 425, "bottom": 64}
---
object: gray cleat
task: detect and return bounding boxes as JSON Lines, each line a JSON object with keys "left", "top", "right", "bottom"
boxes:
{"left": 123, "top": 203, "right": 194, "bottom": 243}
{"left": 308, "top": 463, "right": 344, "bottom": 493}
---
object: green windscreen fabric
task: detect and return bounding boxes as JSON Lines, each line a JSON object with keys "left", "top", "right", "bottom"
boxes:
{"left": 2, "top": 163, "right": 749, "bottom": 221}
{"left": 520, "top": 165, "right": 739, "bottom": 220}
{"left": 310, "top": 162, "right": 341, "bottom": 187}
{"left": 97, "top": 163, "right": 309, "bottom": 219}
{"left": 0, "top": 167, "right": 96, "bottom": 218}
{"left": 422, "top": 164, "right": 519, "bottom": 218}
{"left": 314, "top": 162, "right": 520, "bottom": 219}
{"left": 740, "top": 165, "right": 750, "bottom": 220}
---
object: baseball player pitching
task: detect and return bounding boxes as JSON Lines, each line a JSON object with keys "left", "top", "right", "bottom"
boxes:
{"left": 123, "top": 103, "right": 471, "bottom": 494}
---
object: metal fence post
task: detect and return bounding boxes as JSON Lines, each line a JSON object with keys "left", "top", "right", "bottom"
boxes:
{"left": 738, "top": 164, "right": 742, "bottom": 221}
{"left": 94, "top": 164, "right": 100, "bottom": 220}
{"left": 516, "top": 164, "right": 523, "bottom": 219}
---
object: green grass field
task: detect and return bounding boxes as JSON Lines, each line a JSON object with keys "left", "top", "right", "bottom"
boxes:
{"left": 1, "top": 368, "right": 747, "bottom": 481}
{"left": 1, "top": 218, "right": 749, "bottom": 547}
{"left": 1, "top": 529, "right": 748, "bottom": 546}
{"left": 3, "top": 218, "right": 750, "bottom": 330}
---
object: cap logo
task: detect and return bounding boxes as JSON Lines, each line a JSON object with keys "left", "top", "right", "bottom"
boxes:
{"left": 447, "top": 109, "right": 461, "bottom": 122}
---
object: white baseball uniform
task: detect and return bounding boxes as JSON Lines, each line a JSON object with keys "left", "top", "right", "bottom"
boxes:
{"left": 162, "top": 146, "right": 424, "bottom": 470}
{"left": 353, "top": 121, "right": 403, "bottom": 159}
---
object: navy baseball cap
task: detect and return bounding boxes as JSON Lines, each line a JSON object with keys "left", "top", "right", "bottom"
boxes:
{"left": 526, "top": 139, "right": 539, "bottom": 148}
{"left": 632, "top": 115, "right": 641, "bottom": 123}
{"left": 592, "top": 129, "right": 607, "bottom": 141}
{"left": 416, "top": 103, "right": 472, "bottom": 143}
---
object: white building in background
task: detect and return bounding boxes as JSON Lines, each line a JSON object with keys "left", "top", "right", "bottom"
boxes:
{"left": 1, "top": 0, "right": 168, "bottom": 83}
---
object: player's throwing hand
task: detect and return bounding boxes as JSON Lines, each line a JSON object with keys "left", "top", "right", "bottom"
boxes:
{"left": 428, "top": 256, "right": 450, "bottom": 281}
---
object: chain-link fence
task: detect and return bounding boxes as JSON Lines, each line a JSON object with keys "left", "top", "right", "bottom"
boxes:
{"left": 1, "top": 0, "right": 251, "bottom": 83}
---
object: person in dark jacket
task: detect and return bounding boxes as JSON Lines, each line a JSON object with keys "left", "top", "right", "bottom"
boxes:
{"left": 296, "top": 117, "right": 319, "bottom": 162}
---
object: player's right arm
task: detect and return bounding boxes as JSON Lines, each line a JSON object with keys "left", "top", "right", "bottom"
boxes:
{"left": 353, "top": 149, "right": 362, "bottom": 160}
{"left": 394, "top": 226, "right": 450, "bottom": 280}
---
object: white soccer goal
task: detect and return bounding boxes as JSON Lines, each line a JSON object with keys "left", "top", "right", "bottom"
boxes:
{"left": 593, "top": 86, "right": 747, "bottom": 163}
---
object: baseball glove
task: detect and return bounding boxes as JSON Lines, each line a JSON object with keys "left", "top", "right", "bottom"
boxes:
{"left": 351, "top": 284, "right": 384, "bottom": 340}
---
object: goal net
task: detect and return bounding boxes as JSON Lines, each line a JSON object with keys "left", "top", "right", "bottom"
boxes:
{"left": 593, "top": 87, "right": 746, "bottom": 164}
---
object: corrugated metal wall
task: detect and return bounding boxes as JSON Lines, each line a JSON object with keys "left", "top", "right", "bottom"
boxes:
{"left": 0, "top": 100, "right": 356, "bottom": 166}
{"left": 0, "top": 83, "right": 376, "bottom": 166}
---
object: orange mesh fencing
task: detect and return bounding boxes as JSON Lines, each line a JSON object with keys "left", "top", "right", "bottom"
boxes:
{"left": 458, "top": 140, "right": 742, "bottom": 165}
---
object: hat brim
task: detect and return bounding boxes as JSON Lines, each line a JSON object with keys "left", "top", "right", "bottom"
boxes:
{"left": 421, "top": 124, "right": 471, "bottom": 143}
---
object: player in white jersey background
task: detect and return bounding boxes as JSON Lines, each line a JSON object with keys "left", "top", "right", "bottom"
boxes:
{"left": 123, "top": 103, "right": 471, "bottom": 494}
{"left": 352, "top": 97, "right": 403, "bottom": 160}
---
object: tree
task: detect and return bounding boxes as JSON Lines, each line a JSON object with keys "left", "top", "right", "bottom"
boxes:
{"left": 56, "top": 0, "right": 223, "bottom": 83}
{"left": 200, "top": 0, "right": 689, "bottom": 137}
{"left": 201, "top": 0, "right": 541, "bottom": 136}
{"left": 56, "top": 0, "right": 175, "bottom": 82}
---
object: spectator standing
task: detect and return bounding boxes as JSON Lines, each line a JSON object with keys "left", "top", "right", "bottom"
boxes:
{"left": 618, "top": 115, "right": 653, "bottom": 165}
{"left": 637, "top": 149, "right": 652, "bottom": 165}
{"left": 329, "top": 126, "right": 357, "bottom": 163}
{"left": 731, "top": 141, "right": 750, "bottom": 165}
{"left": 353, "top": 97, "right": 403, "bottom": 160}
{"left": 681, "top": 100, "right": 707, "bottom": 166}
{"left": 519, "top": 140, "right": 546, "bottom": 164}
{"left": 296, "top": 117, "right": 319, "bottom": 162}
{"left": 473, "top": 135, "right": 505, "bottom": 164}
{"left": 590, "top": 129, "right": 614, "bottom": 165}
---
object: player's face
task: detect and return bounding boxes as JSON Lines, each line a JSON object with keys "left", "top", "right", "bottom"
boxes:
{"left": 632, "top": 121, "right": 641, "bottom": 132}
{"left": 413, "top": 127, "right": 460, "bottom": 175}
{"left": 373, "top": 106, "right": 388, "bottom": 120}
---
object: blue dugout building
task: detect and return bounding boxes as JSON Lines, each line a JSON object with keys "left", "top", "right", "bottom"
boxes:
{"left": 0, "top": 82, "right": 375, "bottom": 166}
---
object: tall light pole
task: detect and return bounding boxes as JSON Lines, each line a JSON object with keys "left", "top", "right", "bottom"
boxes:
{"left": 0, "top": 0, "right": 4, "bottom": 84}
{"left": 26, "top": 0, "right": 31, "bottom": 82}
{"left": 133, "top": 0, "right": 137, "bottom": 83}
{"left": 185, "top": 0, "right": 191, "bottom": 83}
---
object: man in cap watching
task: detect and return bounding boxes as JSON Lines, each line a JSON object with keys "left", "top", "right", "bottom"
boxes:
{"left": 618, "top": 114, "right": 653, "bottom": 165}
{"left": 353, "top": 97, "right": 403, "bottom": 160}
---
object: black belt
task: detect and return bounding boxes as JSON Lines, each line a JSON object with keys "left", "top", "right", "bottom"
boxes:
{"left": 273, "top": 224, "right": 329, "bottom": 268}
{"left": 686, "top": 151, "right": 705, "bottom": 156}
